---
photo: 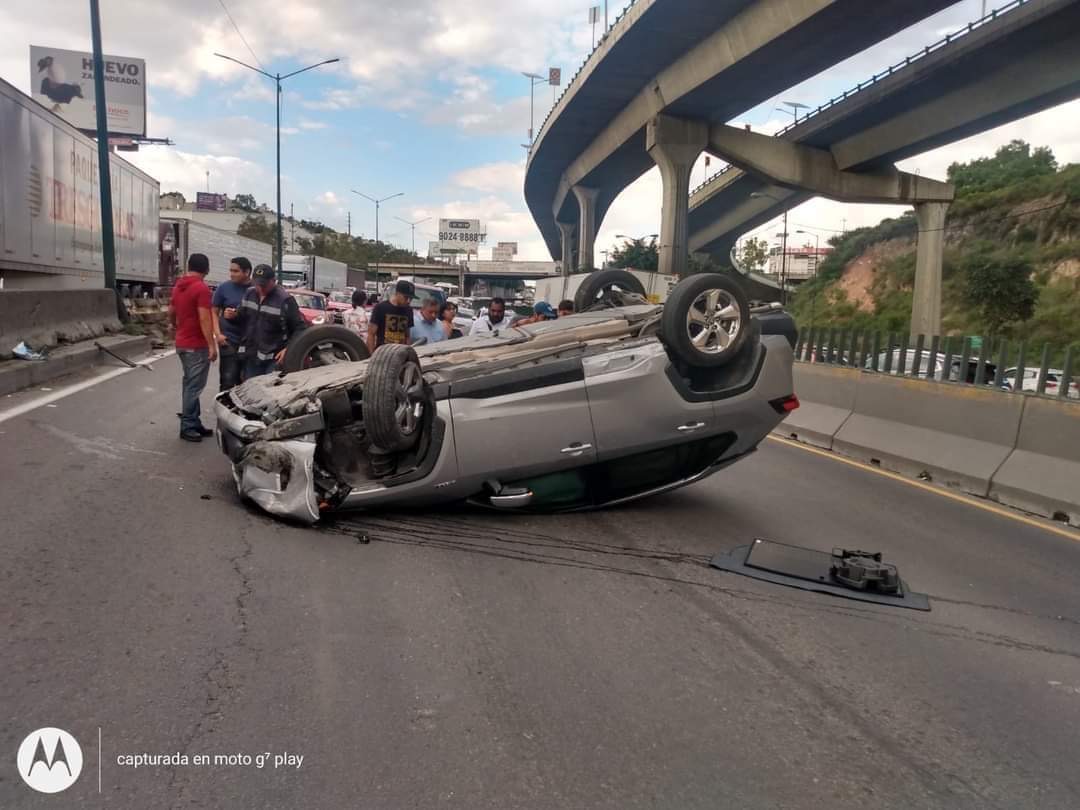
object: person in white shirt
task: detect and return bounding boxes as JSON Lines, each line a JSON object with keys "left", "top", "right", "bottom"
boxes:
{"left": 468, "top": 297, "right": 514, "bottom": 337}
{"left": 342, "top": 289, "right": 370, "bottom": 337}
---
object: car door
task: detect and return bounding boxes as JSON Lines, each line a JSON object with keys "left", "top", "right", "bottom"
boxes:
{"left": 583, "top": 342, "right": 716, "bottom": 460}
{"left": 449, "top": 357, "right": 597, "bottom": 481}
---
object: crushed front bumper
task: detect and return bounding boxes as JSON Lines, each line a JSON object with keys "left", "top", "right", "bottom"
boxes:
{"left": 215, "top": 397, "right": 322, "bottom": 524}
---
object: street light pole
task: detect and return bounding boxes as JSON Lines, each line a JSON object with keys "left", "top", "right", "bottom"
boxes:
{"left": 522, "top": 72, "right": 545, "bottom": 146}
{"left": 394, "top": 216, "right": 431, "bottom": 256}
{"left": 214, "top": 53, "right": 339, "bottom": 271}
{"left": 750, "top": 190, "right": 791, "bottom": 305}
{"left": 352, "top": 190, "right": 403, "bottom": 283}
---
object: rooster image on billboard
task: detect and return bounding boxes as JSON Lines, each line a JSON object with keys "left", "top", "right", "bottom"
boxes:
{"left": 438, "top": 219, "right": 486, "bottom": 253}
{"left": 29, "top": 45, "right": 146, "bottom": 137}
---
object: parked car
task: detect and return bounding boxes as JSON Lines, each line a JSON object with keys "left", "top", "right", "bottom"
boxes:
{"left": 1003, "top": 367, "right": 1079, "bottom": 398}
{"left": 325, "top": 290, "right": 354, "bottom": 323}
{"left": 214, "top": 270, "right": 798, "bottom": 523}
{"left": 288, "top": 289, "right": 330, "bottom": 325}
{"left": 864, "top": 349, "right": 1001, "bottom": 385}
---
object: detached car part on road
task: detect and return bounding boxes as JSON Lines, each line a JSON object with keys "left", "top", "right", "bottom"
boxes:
{"left": 215, "top": 271, "right": 798, "bottom": 523}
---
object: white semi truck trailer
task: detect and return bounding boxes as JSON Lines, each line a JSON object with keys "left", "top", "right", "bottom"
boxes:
{"left": 0, "top": 76, "right": 160, "bottom": 291}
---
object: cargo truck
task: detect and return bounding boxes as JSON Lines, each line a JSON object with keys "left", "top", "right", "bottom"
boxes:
{"left": 0, "top": 76, "right": 159, "bottom": 291}
{"left": 280, "top": 254, "right": 348, "bottom": 292}
{"left": 159, "top": 219, "right": 272, "bottom": 287}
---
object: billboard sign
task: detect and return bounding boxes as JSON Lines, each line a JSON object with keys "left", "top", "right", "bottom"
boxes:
{"left": 491, "top": 241, "right": 518, "bottom": 261}
{"left": 195, "top": 192, "right": 227, "bottom": 212}
{"left": 29, "top": 45, "right": 146, "bottom": 137}
{"left": 438, "top": 218, "right": 486, "bottom": 253}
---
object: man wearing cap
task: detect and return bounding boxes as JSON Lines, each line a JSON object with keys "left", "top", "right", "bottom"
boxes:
{"left": 226, "top": 264, "right": 306, "bottom": 379}
{"left": 368, "top": 279, "right": 416, "bottom": 353}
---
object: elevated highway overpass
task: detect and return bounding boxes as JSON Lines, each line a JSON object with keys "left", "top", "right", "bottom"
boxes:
{"left": 524, "top": 0, "right": 1080, "bottom": 333}
{"left": 687, "top": 0, "right": 1080, "bottom": 263}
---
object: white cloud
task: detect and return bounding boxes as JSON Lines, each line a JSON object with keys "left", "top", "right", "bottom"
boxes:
{"left": 452, "top": 162, "right": 525, "bottom": 195}
{"left": 126, "top": 148, "right": 271, "bottom": 202}
{"left": 298, "top": 120, "right": 329, "bottom": 130}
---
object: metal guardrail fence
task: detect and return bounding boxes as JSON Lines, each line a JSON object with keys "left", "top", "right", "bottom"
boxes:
{"left": 795, "top": 327, "right": 1080, "bottom": 401}
{"left": 688, "top": 0, "right": 1030, "bottom": 197}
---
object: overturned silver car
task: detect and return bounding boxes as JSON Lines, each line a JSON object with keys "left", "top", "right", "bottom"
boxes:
{"left": 214, "top": 271, "right": 798, "bottom": 523}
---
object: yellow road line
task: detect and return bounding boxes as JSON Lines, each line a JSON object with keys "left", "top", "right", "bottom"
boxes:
{"left": 766, "top": 434, "right": 1080, "bottom": 543}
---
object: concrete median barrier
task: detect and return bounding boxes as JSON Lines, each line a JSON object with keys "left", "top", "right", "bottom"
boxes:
{"left": 774, "top": 363, "right": 857, "bottom": 448}
{"left": 0, "top": 289, "right": 121, "bottom": 360}
{"left": 990, "top": 397, "right": 1080, "bottom": 527}
{"left": 831, "top": 373, "right": 1025, "bottom": 497}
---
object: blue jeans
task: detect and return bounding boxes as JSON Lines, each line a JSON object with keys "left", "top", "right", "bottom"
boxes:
{"left": 219, "top": 342, "right": 243, "bottom": 391}
{"left": 245, "top": 355, "right": 279, "bottom": 379}
{"left": 178, "top": 348, "right": 210, "bottom": 433}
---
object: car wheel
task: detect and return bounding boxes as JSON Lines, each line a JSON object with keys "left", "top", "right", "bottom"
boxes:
{"left": 364, "top": 344, "right": 427, "bottom": 453}
{"left": 661, "top": 273, "right": 751, "bottom": 368}
{"left": 573, "top": 269, "right": 647, "bottom": 312}
{"left": 282, "top": 325, "right": 370, "bottom": 373}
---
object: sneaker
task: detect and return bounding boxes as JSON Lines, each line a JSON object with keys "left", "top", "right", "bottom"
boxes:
{"left": 197, "top": 425, "right": 214, "bottom": 437}
{"left": 180, "top": 430, "right": 203, "bottom": 443}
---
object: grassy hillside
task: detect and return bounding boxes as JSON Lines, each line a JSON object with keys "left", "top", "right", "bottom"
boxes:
{"left": 788, "top": 142, "right": 1080, "bottom": 347}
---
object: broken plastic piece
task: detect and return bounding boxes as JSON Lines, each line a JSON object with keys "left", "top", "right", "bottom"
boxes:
{"left": 12, "top": 341, "right": 46, "bottom": 361}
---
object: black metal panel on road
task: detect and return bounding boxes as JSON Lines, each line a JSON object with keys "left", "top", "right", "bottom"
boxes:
{"left": 710, "top": 539, "right": 931, "bottom": 611}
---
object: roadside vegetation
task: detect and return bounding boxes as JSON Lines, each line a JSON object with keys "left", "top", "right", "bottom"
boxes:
{"left": 787, "top": 141, "right": 1080, "bottom": 346}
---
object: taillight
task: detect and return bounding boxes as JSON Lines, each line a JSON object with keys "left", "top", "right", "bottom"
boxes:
{"left": 770, "top": 394, "right": 800, "bottom": 414}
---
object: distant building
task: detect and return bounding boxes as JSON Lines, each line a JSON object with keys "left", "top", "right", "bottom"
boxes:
{"left": 766, "top": 244, "right": 832, "bottom": 282}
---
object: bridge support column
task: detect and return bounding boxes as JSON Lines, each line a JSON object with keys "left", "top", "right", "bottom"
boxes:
{"left": 647, "top": 116, "right": 708, "bottom": 278}
{"left": 572, "top": 186, "right": 599, "bottom": 271}
{"left": 557, "top": 221, "right": 577, "bottom": 277}
{"left": 911, "top": 201, "right": 949, "bottom": 338}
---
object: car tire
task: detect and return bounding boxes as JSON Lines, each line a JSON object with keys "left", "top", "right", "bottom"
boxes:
{"left": 661, "top": 273, "right": 751, "bottom": 368}
{"left": 364, "top": 344, "right": 427, "bottom": 453}
{"left": 573, "top": 269, "right": 647, "bottom": 312}
{"left": 282, "top": 325, "right": 370, "bottom": 373}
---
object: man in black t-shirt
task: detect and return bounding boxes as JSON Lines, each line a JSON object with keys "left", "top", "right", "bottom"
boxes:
{"left": 368, "top": 279, "right": 416, "bottom": 353}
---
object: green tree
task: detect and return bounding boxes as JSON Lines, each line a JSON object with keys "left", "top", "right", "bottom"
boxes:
{"left": 947, "top": 140, "right": 1057, "bottom": 197}
{"left": 737, "top": 237, "right": 769, "bottom": 271}
{"left": 232, "top": 193, "right": 258, "bottom": 212}
{"left": 960, "top": 243, "right": 1038, "bottom": 335}
{"left": 609, "top": 237, "right": 658, "bottom": 271}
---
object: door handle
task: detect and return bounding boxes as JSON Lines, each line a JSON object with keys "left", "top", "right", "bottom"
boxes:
{"left": 560, "top": 442, "right": 592, "bottom": 456}
{"left": 677, "top": 421, "right": 707, "bottom": 432}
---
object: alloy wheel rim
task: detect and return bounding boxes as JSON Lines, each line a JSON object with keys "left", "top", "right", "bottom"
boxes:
{"left": 393, "top": 361, "right": 424, "bottom": 435}
{"left": 686, "top": 289, "right": 740, "bottom": 354}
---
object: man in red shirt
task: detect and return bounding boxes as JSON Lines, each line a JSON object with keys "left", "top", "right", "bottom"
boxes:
{"left": 169, "top": 253, "right": 218, "bottom": 442}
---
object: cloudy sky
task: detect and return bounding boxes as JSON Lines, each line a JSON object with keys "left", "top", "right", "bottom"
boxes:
{"left": 3, "top": 0, "right": 1078, "bottom": 261}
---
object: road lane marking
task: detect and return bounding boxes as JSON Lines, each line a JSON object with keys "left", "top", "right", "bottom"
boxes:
{"left": 766, "top": 435, "right": 1080, "bottom": 543}
{"left": 0, "top": 350, "right": 174, "bottom": 425}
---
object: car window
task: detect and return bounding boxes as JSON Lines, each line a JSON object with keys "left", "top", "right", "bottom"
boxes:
{"left": 291, "top": 293, "right": 326, "bottom": 310}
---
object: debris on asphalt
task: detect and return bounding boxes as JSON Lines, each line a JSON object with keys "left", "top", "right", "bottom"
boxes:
{"left": 95, "top": 340, "right": 139, "bottom": 369}
{"left": 710, "top": 538, "right": 930, "bottom": 610}
{"left": 12, "top": 341, "right": 47, "bottom": 361}
{"left": 200, "top": 494, "right": 212, "bottom": 500}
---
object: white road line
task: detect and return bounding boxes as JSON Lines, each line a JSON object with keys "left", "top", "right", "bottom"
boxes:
{"left": 0, "top": 350, "right": 175, "bottom": 425}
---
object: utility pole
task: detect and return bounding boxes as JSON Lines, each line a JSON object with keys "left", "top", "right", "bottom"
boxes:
{"left": 347, "top": 211, "right": 351, "bottom": 237}
{"left": 89, "top": 0, "right": 117, "bottom": 305}
{"left": 779, "top": 210, "right": 789, "bottom": 305}
{"left": 205, "top": 171, "right": 210, "bottom": 192}
{"left": 289, "top": 203, "right": 294, "bottom": 252}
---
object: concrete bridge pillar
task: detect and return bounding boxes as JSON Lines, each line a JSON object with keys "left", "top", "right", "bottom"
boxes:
{"left": 557, "top": 221, "right": 577, "bottom": 277}
{"left": 647, "top": 116, "right": 708, "bottom": 278}
{"left": 911, "top": 201, "right": 949, "bottom": 338}
{"left": 572, "top": 186, "right": 599, "bottom": 271}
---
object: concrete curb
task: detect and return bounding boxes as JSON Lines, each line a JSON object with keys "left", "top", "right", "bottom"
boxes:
{"left": 0, "top": 335, "right": 152, "bottom": 396}
{"left": 772, "top": 363, "right": 856, "bottom": 449}
{"left": 990, "top": 397, "right": 1080, "bottom": 527}
{"left": 0, "top": 289, "right": 122, "bottom": 361}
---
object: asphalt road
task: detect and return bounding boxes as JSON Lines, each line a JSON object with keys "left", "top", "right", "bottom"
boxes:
{"left": 2, "top": 354, "right": 1079, "bottom": 809}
